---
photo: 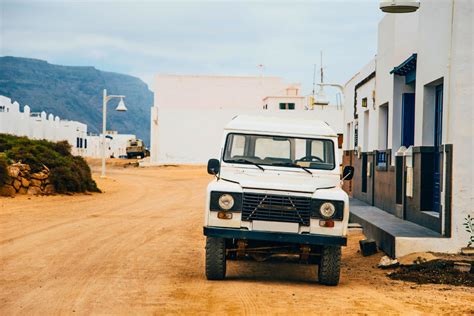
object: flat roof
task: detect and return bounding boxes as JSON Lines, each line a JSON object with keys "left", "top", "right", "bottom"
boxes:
{"left": 224, "top": 115, "right": 337, "bottom": 137}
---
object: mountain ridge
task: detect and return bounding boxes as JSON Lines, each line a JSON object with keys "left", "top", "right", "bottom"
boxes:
{"left": 0, "top": 56, "right": 153, "bottom": 145}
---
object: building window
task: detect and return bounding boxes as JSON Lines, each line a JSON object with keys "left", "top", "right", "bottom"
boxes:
{"left": 76, "top": 137, "right": 80, "bottom": 148}
{"left": 84, "top": 139, "right": 88, "bottom": 149}
{"left": 395, "top": 156, "right": 403, "bottom": 204}
{"left": 376, "top": 151, "right": 387, "bottom": 169}
{"left": 354, "top": 122, "right": 359, "bottom": 148}
{"left": 0, "top": 106, "right": 5, "bottom": 112}
{"left": 379, "top": 103, "right": 389, "bottom": 150}
{"left": 362, "top": 97, "right": 368, "bottom": 108}
{"left": 346, "top": 123, "right": 352, "bottom": 150}
{"left": 361, "top": 153, "right": 368, "bottom": 193}
{"left": 279, "top": 103, "right": 295, "bottom": 110}
{"left": 401, "top": 93, "right": 415, "bottom": 148}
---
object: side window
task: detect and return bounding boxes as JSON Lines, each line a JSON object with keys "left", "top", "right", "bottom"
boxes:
{"left": 311, "top": 140, "right": 324, "bottom": 158}
{"left": 310, "top": 140, "right": 334, "bottom": 165}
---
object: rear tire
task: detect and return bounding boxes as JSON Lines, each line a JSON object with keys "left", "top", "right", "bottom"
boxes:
{"left": 205, "top": 237, "right": 226, "bottom": 280}
{"left": 318, "top": 246, "right": 341, "bottom": 286}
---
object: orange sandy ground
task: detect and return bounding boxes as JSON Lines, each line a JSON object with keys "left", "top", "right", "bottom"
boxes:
{"left": 1, "top": 165, "right": 472, "bottom": 315}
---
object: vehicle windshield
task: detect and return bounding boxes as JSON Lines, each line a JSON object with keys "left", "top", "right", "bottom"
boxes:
{"left": 223, "top": 133, "right": 335, "bottom": 170}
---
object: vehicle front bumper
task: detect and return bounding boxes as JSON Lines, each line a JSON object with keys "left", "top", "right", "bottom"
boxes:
{"left": 203, "top": 226, "right": 347, "bottom": 246}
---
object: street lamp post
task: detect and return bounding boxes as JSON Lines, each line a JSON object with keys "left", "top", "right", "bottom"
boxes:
{"left": 101, "top": 88, "right": 127, "bottom": 178}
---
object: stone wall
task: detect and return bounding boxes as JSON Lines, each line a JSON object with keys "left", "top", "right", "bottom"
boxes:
{"left": 0, "top": 163, "right": 54, "bottom": 197}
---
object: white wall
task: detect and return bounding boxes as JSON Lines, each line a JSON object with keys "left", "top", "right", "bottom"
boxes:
{"left": 0, "top": 95, "right": 138, "bottom": 159}
{"left": 263, "top": 96, "right": 306, "bottom": 110}
{"left": 155, "top": 107, "right": 343, "bottom": 164}
{"left": 430, "top": 0, "right": 473, "bottom": 252}
{"left": 151, "top": 75, "right": 292, "bottom": 163}
{"left": 151, "top": 75, "right": 344, "bottom": 164}
{"left": 342, "top": 59, "right": 376, "bottom": 151}
{"left": 108, "top": 133, "right": 136, "bottom": 158}
{"left": 343, "top": 0, "right": 474, "bottom": 253}
{"left": 85, "top": 133, "right": 136, "bottom": 158}
{"left": 0, "top": 96, "right": 88, "bottom": 156}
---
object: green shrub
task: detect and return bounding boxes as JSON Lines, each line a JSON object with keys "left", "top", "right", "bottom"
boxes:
{"left": 0, "top": 154, "right": 9, "bottom": 185}
{"left": 0, "top": 134, "right": 100, "bottom": 193}
{"left": 49, "top": 157, "right": 99, "bottom": 193}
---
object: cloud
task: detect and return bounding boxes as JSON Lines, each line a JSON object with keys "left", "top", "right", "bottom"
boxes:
{"left": 1, "top": 0, "right": 383, "bottom": 92}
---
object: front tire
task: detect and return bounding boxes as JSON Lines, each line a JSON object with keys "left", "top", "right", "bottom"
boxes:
{"left": 318, "top": 246, "right": 341, "bottom": 286}
{"left": 205, "top": 237, "right": 226, "bottom": 280}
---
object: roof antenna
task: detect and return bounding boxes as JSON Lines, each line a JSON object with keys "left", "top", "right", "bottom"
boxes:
{"left": 312, "top": 63, "right": 317, "bottom": 97}
{"left": 314, "top": 51, "right": 330, "bottom": 108}
{"left": 320, "top": 50, "right": 324, "bottom": 85}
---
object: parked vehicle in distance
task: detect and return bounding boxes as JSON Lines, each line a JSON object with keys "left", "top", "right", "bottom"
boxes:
{"left": 126, "top": 138, "right": 147, "bottom": 159}
{"left": 203, "top": 115, "right": 354, "bottom": 285}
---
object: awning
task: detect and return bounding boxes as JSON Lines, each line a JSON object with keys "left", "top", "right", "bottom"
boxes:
{"left": 390, "top": 53, "right": 417, "bottom": 75}
{"left": 390, "top": 53, "right": 417, "bottom": 84}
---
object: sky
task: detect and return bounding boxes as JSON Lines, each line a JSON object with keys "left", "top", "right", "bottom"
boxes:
{"left": 0, "top": 0, "right": 383, "bottom": 96}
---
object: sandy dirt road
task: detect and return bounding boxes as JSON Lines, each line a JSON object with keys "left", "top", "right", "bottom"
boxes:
{"left": 0, "top": 165, "right": 472, "bottom": 315}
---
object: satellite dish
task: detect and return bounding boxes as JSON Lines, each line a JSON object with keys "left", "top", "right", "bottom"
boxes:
{"left": 380, "top": 0, "right": 420, "bottom": 13}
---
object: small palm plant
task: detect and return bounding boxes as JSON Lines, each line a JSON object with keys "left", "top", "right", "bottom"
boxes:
{"left": 464, "top": 214, "right": 474, "bottom": 248}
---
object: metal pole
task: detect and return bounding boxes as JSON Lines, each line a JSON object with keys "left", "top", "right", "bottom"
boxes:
{"left": 101, "top": 89, "right": 107, "bottom": 178}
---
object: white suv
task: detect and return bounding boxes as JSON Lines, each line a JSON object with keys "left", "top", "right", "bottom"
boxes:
{"left": 203, "top": 115, "right": 354, "bottom": 285}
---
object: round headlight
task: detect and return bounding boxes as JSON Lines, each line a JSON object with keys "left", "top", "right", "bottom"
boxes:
{"left": 218, "top": 194, "right": 234, "bottom": 210}
{"left": 320, "top": 202, "right": 336, "bottom": 219}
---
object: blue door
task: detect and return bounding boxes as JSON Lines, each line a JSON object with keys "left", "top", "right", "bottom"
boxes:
{"left": 401, "top": 93, "right": 415, "bottom": 148}
{"left": 433, "top": 85, "right": 443, "bottom": 212}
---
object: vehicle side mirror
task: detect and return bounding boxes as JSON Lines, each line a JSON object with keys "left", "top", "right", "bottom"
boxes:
{"left": 207, "top": 159, "right": 220, "bottom": 175}
{"left": 342, "top": 166, "right": 354, "bottom": 181}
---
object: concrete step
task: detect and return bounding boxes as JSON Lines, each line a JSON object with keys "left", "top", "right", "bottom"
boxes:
{"left": 349, "top": 198, "right": 442, "bottom": 258}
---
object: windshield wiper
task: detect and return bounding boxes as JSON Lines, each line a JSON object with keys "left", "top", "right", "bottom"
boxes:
{"left": 226, "top": 158, "right": 265, "bottom": 171}
{"left": 271, "top": 162, "right": 312, "bottom": 175}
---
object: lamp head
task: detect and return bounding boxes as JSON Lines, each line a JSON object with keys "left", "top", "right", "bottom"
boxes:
{"left": 314, "top": 86, "right": 330, "bottom": 106}
{"left": 380, "top": 0, "right": 420, "bottom": 13}
{"left": 115, "top": 98, "right": 127, "bottom": 112}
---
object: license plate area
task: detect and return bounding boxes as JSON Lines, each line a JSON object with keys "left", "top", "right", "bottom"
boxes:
{"left": 252, "top": 220, "right": 299, "bottom": 233}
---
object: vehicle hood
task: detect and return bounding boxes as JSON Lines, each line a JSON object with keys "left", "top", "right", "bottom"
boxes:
{"left": 219, "top": 167, "right": 339, "bottom": 193}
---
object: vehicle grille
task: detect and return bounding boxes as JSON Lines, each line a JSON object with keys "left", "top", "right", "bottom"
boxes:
{"left": 242, "top": 193, "right": 312, "bottom": 226}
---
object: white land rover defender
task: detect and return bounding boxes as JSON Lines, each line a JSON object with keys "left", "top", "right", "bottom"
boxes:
{"left": 203, "top": 115, "right": 354, "bottom": 285}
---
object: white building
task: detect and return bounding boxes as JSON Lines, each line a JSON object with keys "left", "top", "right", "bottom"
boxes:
{"left": 342, "top": 0, "right": 473, "bottom": 257}
{"left": 150, "top": 75, "right": 344, "bottom": 164}
{"left": 0, "top": 96, "right": 88, "bottom": 156}
{"left": 0, "top": 95, "right": 136, "bottom": 159}
{"left": 85, "top": 131, "right": 137, "bottom": 158}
